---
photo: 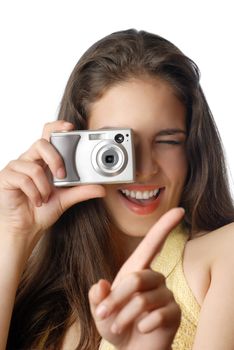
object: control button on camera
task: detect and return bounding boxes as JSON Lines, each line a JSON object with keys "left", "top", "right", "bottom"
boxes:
{"left": 115, "top": 133, "right": 124, "bottom": 143}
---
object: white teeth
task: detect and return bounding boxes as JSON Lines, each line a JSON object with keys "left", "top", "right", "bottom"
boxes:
{"left": 136, "top": 191, "right": 142, "bottom": 199}
{"left": 120, "top": 189, "right": 160, "bottom": 200}
{"left": 153, "top": 189, "right": 160, "bottom": 196}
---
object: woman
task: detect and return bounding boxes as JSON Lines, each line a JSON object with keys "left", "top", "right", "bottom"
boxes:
{"left": 1, "top": 29, "right": 234, "bottom": 349}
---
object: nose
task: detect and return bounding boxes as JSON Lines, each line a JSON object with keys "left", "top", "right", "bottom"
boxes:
{"left": 135, "top": 143, "right": 159, "bottom": 182}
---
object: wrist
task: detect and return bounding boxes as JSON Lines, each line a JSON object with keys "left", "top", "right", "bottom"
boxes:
{"left": 0, "top": 232, "right": 35, "bottom": 269}
{"left": 0, "top": 225, "right": 43, "bottom": 256}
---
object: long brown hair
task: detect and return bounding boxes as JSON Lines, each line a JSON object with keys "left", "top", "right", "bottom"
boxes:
{"left": 7, "top": 29, "right": 234, "bottom": 349}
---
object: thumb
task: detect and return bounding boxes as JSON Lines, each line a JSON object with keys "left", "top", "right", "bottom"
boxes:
{"left": 57, "top": 184, "right": 106, "bottom": 212}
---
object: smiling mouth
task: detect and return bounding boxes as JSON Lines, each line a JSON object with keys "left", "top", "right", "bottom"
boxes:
{"left": 118, "top": 188, "right": 163, "bottom": 206}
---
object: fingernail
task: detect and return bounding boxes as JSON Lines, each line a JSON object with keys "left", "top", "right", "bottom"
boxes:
{"left": 63, "top": 122, "right": 73, "bottom": 127}
{"left": 96, "top": 304, "right": 108, "bottom": 319}
{"left": 56, "top": 167, "right": 66, "bottom": 179}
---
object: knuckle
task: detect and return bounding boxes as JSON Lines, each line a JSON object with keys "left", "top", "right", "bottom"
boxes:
{"left": 20, "top": 174, "right": 32, "bottom": 187}
{"left": 157, "top": 272, "right": 166, "bottom": 284}
{"left": 172, "top": 302, "right": 181, "bottom": 324}
{"left": 88, "top": 285, "right": 95, "bottom": 301}
{"left": 18, "top": 151, "right": 28, "bottom": 160}
{"left": 34, "top": 137, "right": 47, "bottom": 147}
{"left": 131, "top": 272, "right": 142, "bottom": 290}
{"left": 29, "top": 138, "right": 44, "bottom": 152}
{"left": 107, "top": 294, "right": 116, "bottom": 308}
{"left": 7, "top": 160, "right": 17, "bottom": 168}
{"left": 165, "top": 288, "right": 174, "bottom": 301}
{"left": 0, "top": 169, "right": 6, "bottom": 184}
{"left": 134, "top": 294, "right": 147, "bottom": 309}
{"left": 43, "top": 122, "right": 52, "bottom": 133}
{"left": 31, "top": 164, "right": 43, "bottom": 177}
{"left": 54, "top": 152, "right": 64, "bottom": 165}
{"left": 42, "top": 120, "right": 68, "bottom": 136}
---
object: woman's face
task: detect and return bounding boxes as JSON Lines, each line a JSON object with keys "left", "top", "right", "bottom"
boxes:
{"left": 88, "top": 77, "right": 188, "bottom": 237}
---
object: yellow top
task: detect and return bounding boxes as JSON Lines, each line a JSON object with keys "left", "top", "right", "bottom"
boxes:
{"left": 99, "top": 225, "right": 200, "bottom": 350}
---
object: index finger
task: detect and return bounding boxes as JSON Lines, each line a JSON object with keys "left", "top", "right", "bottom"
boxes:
{"left": 42, "top": 120, "right": 74, "bottom": 141}
{"left": 112, "top": 207, "right": 185, "bottom": 289}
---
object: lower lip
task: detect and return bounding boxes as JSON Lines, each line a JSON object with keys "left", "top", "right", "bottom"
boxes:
{"left": 118, "top": 189, "right": 164, "bottom": 215}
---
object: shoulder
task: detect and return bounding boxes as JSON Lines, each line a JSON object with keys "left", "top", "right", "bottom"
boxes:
{"left": 183, "top": 222, "right": 234, "bottom": 304}
{"left": 187, "top": 222, "right": 234, "bottom": 278}
{"left": 190, "top": 222, "right": 234, "bottom": 349}
{"left": 188, "top": 222, "right": 234, "bottom": 259}
{"left": 207, "top": 221, "right": 234, "bottom": 239}
{"left": 209, "top": 222, "right": 234, "bottom": 268}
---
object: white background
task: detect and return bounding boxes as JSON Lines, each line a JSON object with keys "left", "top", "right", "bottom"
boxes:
{"left": 0, "top": 0, "right": 233, "bottom": 195}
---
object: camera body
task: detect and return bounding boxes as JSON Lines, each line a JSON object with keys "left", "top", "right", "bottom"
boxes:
{"left": 50, "top": 128, "right": 135, "bottom": 186}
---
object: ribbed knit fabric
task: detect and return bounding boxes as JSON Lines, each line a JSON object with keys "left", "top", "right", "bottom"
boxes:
{"left": 99, "top": 225, "right": 200, "bottom": 350}
{"left": 151, "top": 224, "right": 200, "bottom": 349}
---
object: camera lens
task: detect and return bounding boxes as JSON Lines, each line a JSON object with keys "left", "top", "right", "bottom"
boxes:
{"left": 114, "top": 133, "right": 124, "bottom": 143}
{"left": 102, "top": 149, "right": 119, "bottom": 168}
{"left": 92, "top": 140, "right": 128, "bottom": 177}
{"left": 105, "top": 155, "right": 115, "bottom": 164}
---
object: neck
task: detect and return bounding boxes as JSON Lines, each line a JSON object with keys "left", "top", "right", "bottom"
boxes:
{"left": 111, "top": 225, "right": 143, "bottom": 264}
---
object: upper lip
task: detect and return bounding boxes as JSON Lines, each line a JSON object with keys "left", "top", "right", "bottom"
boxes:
{"left": 119, "top": 185, "right": 164, "bottom": 191}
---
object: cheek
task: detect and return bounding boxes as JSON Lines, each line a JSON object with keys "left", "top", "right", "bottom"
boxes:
{"left": 158, "top": 148, "right": 188, "bottom": 182}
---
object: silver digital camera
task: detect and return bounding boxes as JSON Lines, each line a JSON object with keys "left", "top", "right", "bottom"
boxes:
{"left": 50, "top": 128, "right": 135, "bottom": 186}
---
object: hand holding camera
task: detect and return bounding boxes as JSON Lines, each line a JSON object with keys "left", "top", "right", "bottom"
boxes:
{"left": 0, "top": 121, "right": 106, "bottom": 254}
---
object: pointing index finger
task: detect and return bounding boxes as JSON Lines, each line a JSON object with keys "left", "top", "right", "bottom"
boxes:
{"left": 112, "top": 207, "right": 185, "bottom": 289}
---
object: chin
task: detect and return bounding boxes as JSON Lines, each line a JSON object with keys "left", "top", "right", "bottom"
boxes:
{"left": 111, "top": 210, "right": 164, "bottom": 238}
